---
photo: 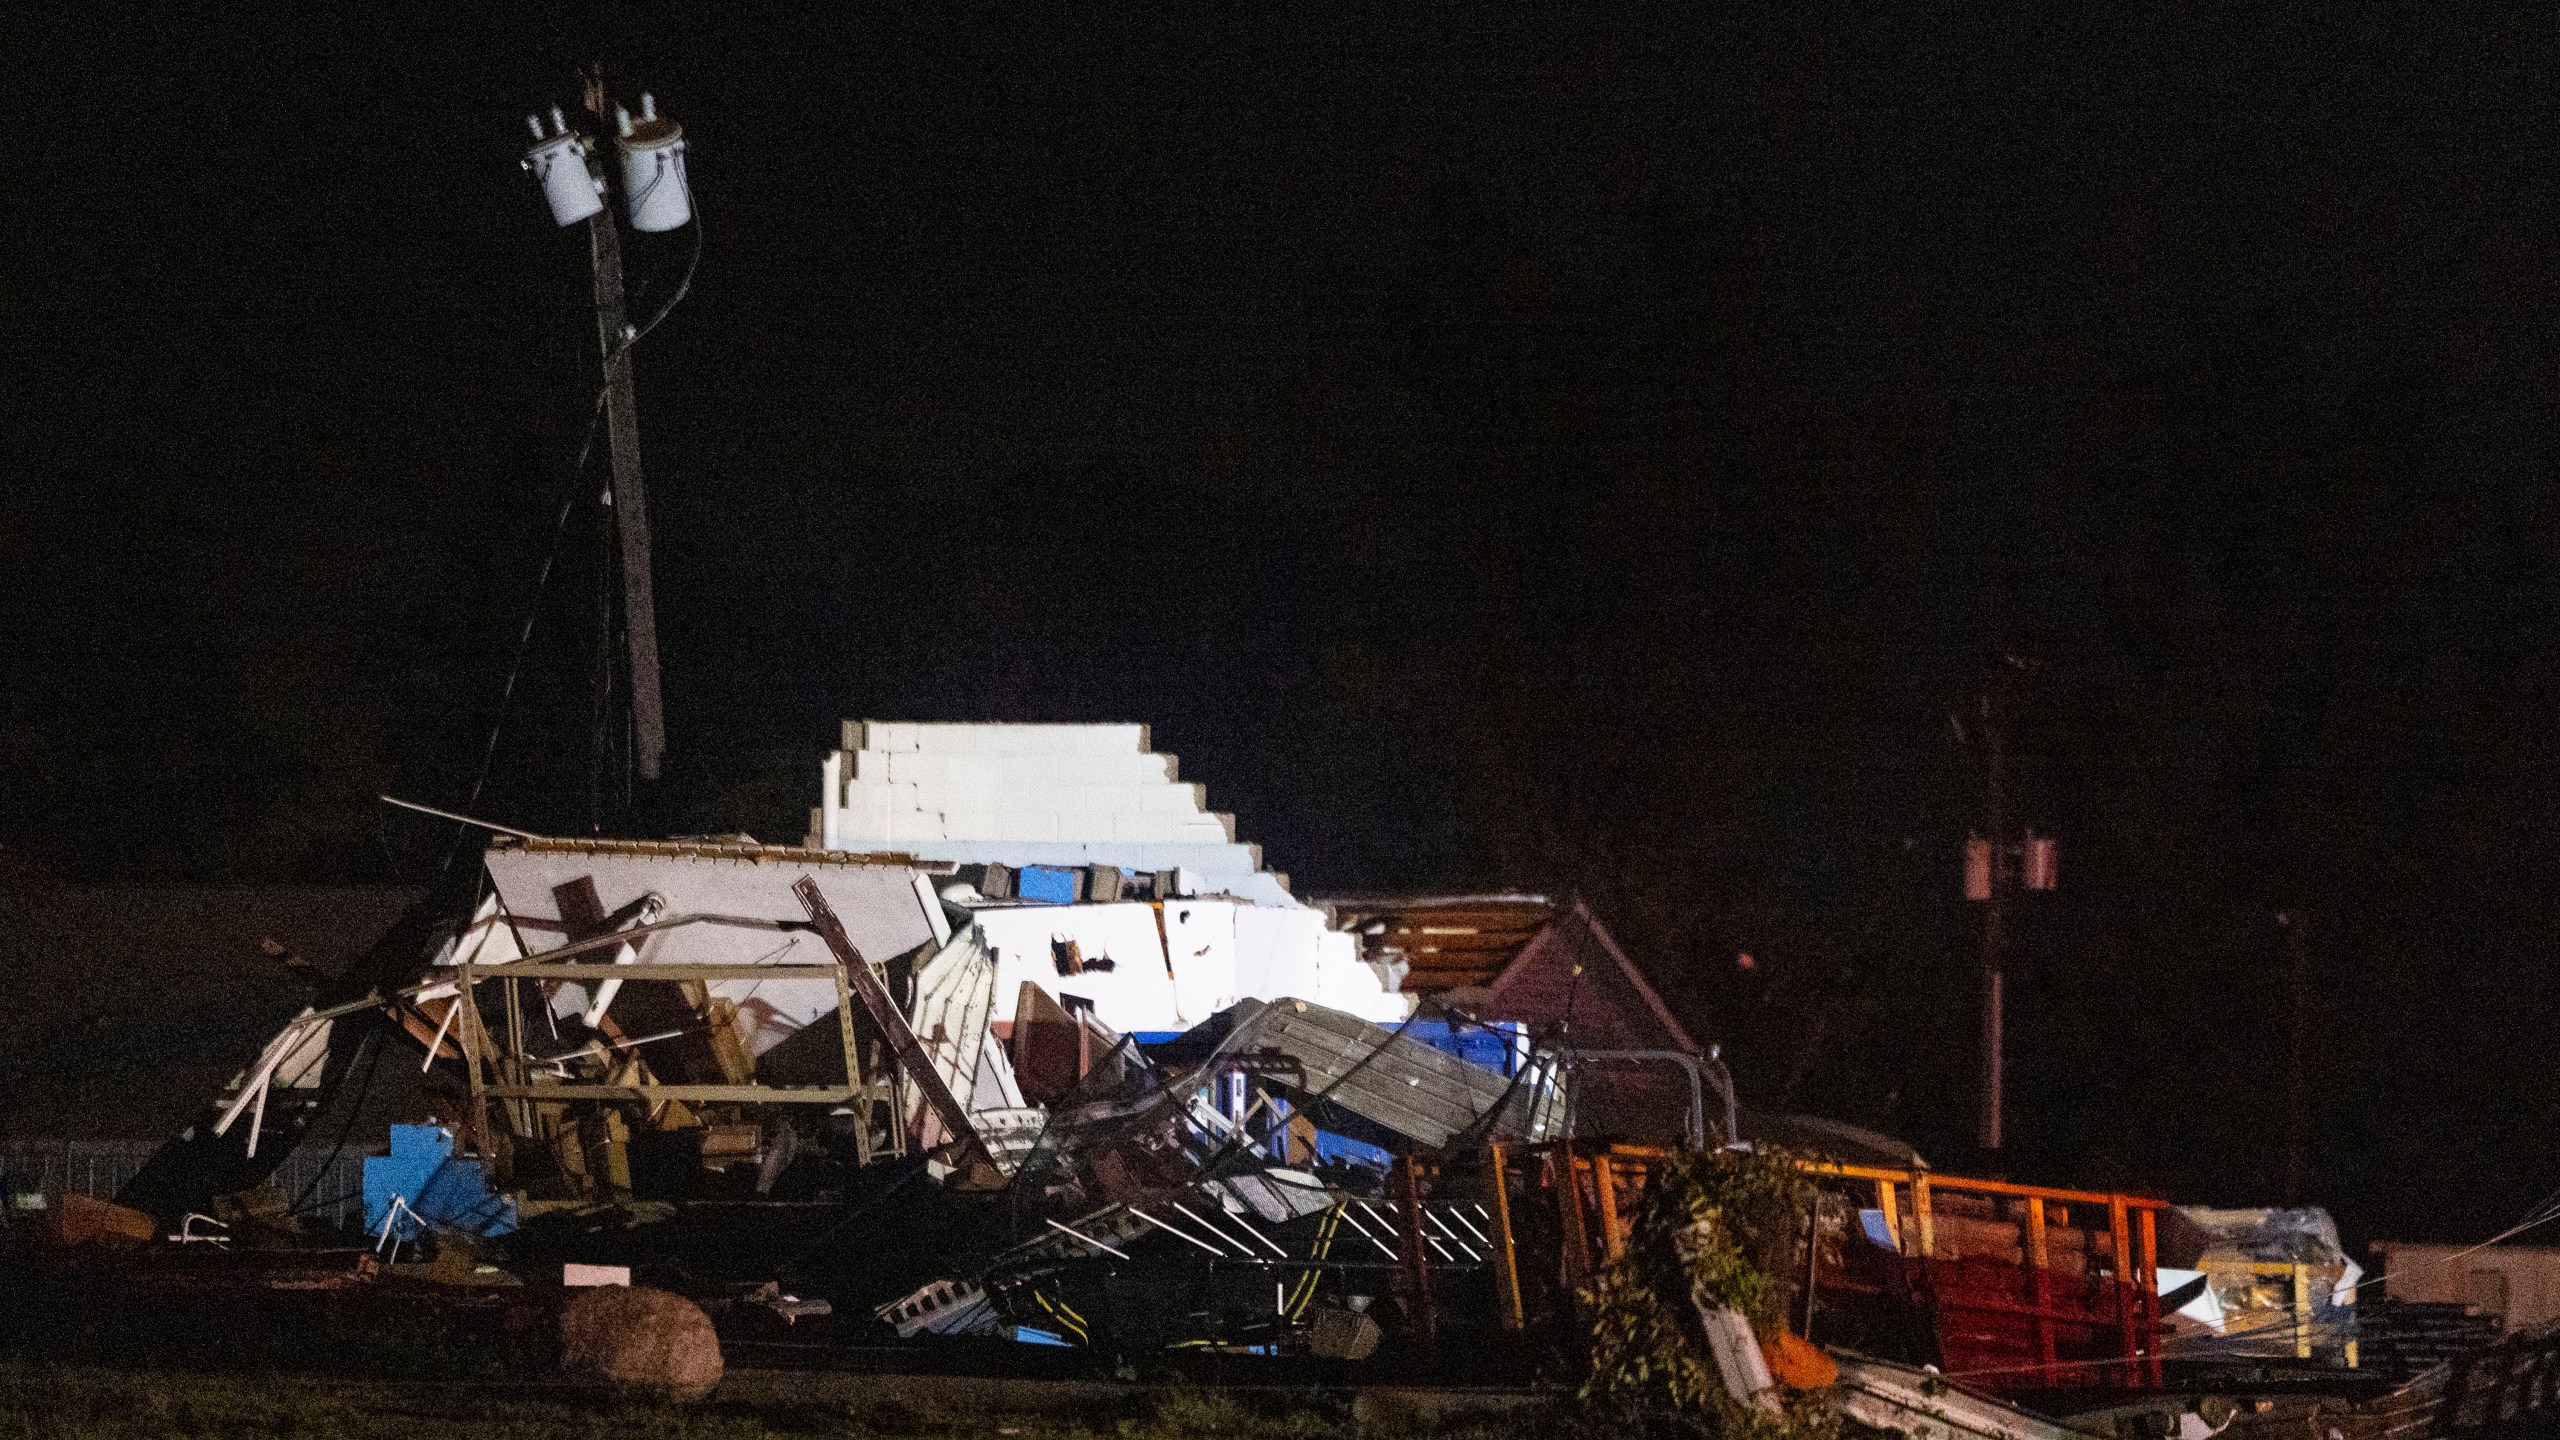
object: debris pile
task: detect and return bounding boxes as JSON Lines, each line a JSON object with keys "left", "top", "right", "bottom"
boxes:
{"left": 7, "top": 722, "right": 2552, "bottom": 1440}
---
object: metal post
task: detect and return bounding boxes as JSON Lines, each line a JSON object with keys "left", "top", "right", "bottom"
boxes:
{"left": 2293, "top": 1261, "right": 2313, "bottom": 1361}
{"left": 2027, "top": 1195, "right": 2055, "bottom": 1367}
{"left": 455, "top": 961, "right": 504, "bottom": 1182}
{"left": 2109, "top": 1197, "right": 2137, "bottom": 1383}
{"left": 1555, "top": 1144, "right": 1594, "bottom": 1291}
{"left": 1487, "top": 1143, "right": 1526, "bottom": 1331}
{"left": 1395, "top": 1157, "right": 1437, "bottom": 1349}
{"left": 1980, "top": 682, "right": 2007, "bottom": 1152}
{"left": 1592, "top": 1153, "right": 1624, "bottom": 1259}
{"left": 2140, "top": 1208, "right": 2162, "bottom": 1383}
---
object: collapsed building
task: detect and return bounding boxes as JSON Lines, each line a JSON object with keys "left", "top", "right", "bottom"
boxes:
{"left": 68, "top": 724, "right": 1714, "bottom": 1359}
{"left": 21, "top": 720, "right": 2557, "bottom": 1439}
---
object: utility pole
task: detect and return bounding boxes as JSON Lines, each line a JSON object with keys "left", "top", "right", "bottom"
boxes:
{"left": 1963, "top": 655, "right": 2053, "bottom": 1156}
{"left": 581, "top": 68, "right": 666, "bottom": 783}
{"left": 1978, "top": 683, "right": 2008, "bottom": 1154}
{"left": 524, "top": 78, "right": 690, "bottom": 791}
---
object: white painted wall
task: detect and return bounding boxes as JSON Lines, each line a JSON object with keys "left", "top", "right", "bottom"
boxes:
{"left": 811, "top": 721, "right": 1295, "bottom": 907}
{"left": 969, "top": 897, "right": 1411, "bottom": 1035}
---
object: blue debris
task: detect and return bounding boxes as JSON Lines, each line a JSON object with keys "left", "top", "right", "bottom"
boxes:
{"left": 1394, "top": 1018, "right": 1530, "bottom": 1077}
{"left": 1312, "top": 1130, "right": 1396, "bottom": 1172}
{"left": 1015, "top": 865, "right": 1081, "bottom": 903}
{"left": 362, "top": 1123, "right": 517, "bottom": 1242}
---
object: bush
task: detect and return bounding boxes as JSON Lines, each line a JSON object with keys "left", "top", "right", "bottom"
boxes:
{"left": 1579, "top": 1147, "right": 1840, "bottom": 1440}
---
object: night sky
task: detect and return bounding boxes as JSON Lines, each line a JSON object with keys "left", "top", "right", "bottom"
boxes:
{"left": 7, "top": 7, "right": 2559, "bottom": 1248}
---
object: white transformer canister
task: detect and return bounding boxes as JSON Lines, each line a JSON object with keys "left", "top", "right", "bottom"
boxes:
{"left": 524, "top": 129, "right": 604, "bottom": 226}
{"left": 616, "top": 94, "right": 691, "bottom": 232}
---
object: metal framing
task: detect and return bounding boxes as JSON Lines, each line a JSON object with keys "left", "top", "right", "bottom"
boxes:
{"left": 460, "top": 958, "right": 890, "bottom": 1127}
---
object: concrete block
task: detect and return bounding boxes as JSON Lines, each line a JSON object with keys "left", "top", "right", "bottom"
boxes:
{"left": 1053, "top": 813, "right": 1120, "bottom": 843}
{"left": 926, "top": 755, "right": 1148, "bottom": 790}
{"left": 894, "top": 724, "right": 1146, "bottom": 758}
{"left": 1013, "top": 782, "right": 1093, "bottom": 811}
{"left": 906, "top": 724, "right": 976, "bottom": 755}
{"left": 842, "top": 720, "right": 868, "bottom": 752}
{"left": 942, "top": 809, "right": 1059, "bottom": 842}
{"left": 1056, "top": 784, "right": 1119, "bottom": 816}
{"left": 1067, "top": 784, "right": 1149, "bottom": 815}
{"left": 1068, "top": 724, "right": 1150, "bottom": 755}
{"left": 847, "top": 747, "right": 895, "bottom": 782}
{"left": 886, "top": 809, "right": 947, "bottom": 844}
{"left": 885, "top": 751, "right": 949, "bottom": 785}
{"left": 835, "top": 780, "right": 904, "bottom": 836}
{"left": 981, "top": 726, "right": 1069, "bottom": 755}
{"left": 867, "top": 721, "right": 922, "bottom": 753}
{"left": 1142, "top": 782, "right": 1208, "bottom": 815}
{"left": 1172, "top": 814, "right": 1236, "bottom": 843}
{"left": 808, "top": 807, "right": 827, "bottom": 849}
{"left": 1112, "top": 812, "right": 1178, "bottom": 844}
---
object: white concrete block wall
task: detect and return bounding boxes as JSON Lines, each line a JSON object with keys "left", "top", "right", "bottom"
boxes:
{"left": 972, "top": 896, "right": 1413, "bottom": 1034}
{"left": 817, "top": 721, "right": 1297, "bottom": 907}
{"left": 851, "top": 721, "right": 1151, "bottom": 757}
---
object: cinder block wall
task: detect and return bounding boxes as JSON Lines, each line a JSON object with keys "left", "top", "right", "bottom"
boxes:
{"left": 809, "top": 722, "right": 1289, "bottom": 906}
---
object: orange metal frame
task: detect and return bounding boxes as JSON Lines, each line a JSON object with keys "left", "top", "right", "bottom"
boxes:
{"left": 1801, "top": 1161, "right": 2167, "bottom": 1387}
{"left": 1526, "top": 1147, "right": 2168, "bottom": 1389}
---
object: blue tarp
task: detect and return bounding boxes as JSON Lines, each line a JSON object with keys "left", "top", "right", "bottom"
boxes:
{"left": 1015, "top": 866, "right": 1081, "bottom": 904}
{"left": 362, "top": 1123, "right": 517, "bottom": 1242}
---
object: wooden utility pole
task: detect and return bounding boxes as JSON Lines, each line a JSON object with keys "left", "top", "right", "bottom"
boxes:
{"left": 1979, "top": 681, "right": 2008, "bottom": 1153}
{"left": 582, "top": 69, "right": 667, "bottom": 783}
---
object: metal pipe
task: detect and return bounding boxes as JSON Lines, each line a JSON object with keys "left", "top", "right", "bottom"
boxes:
{"left": 1128, "top": 1206, "right": 1228, "bottom": 1257}
{"left": 1044, "top": 1218, "right": 1131, "bottom": 1259}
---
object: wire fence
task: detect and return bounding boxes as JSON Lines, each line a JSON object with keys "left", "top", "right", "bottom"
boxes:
{"left": 1, "top": 1139, "right": 371, "bottom": 1233}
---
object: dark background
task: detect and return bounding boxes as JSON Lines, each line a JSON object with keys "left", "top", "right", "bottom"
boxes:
{"left": 6, "top": 6, "right": 2556, "bottom": 1249}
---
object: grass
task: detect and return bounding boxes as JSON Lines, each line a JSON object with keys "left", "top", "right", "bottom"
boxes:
{"left": 0, "top": 1362, "right": 1609, "bottom": 1440}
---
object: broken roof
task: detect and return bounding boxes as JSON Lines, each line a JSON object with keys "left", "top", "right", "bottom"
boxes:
{"left": 1321, "top": 894, "right": 1555, "bottom": 993}
{"left": 1320, "top": 895, "right": 1696, "bottom": 1054}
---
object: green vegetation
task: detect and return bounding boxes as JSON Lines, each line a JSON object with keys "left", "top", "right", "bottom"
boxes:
{"left": 1580, "top": 1147, "right": 1841, "bottom": 1440}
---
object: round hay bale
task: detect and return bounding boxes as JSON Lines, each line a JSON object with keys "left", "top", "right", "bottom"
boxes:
{"left": 557, "top": 1285, "right": 724, "bottom": 1400}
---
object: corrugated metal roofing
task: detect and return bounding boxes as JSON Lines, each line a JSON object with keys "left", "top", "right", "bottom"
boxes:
{"left": 1206, "top": 998, "right": 1526, "bottom": 1150}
